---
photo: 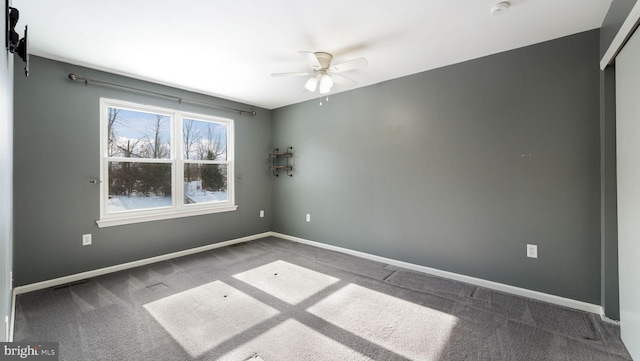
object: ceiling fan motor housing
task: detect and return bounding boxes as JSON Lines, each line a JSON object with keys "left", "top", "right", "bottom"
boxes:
{"left": 314, "top": 52, "right": 333, "bottom": 69}
{"left": 271, "top": 51, "right": 366, "bottom": 94}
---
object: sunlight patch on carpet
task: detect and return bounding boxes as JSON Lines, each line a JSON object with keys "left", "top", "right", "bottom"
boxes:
{"left": 308, "top": 283, "right": 458, "bottom": 360}
{"left": 222, "top": 319, "right": 372, "bottom": 361}
{"left": 144, "top": 280, "right": 279, "bottom": 358}
{"left": 233, "top": 260, "right": 340, "bottom": 304}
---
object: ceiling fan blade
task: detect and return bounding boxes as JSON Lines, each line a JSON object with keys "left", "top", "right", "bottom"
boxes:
{"left": 299, "top": 51, "right": 322, "bottom": 69}
{"left": 330, "top": 73, "right": 358, "bottom": 89}
{"left": 271, "top": 71, "right": 312, "bottom": 77}
{"left": 330, "top": 57, "right": 368, "bottom": 73}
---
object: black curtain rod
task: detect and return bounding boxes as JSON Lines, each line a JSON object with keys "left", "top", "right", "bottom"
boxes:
{"left": 67, "top": 73, "right": 257, "bottom": 116}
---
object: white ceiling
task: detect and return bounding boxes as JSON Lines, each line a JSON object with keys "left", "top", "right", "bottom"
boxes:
{"left": 13, "top": 0, "right": 612, "bottom": 110}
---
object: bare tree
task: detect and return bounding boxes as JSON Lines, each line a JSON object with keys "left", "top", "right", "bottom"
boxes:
{"left": 183, "top": 119, "right": 206, "bottom": 181}
{"left": 195, "top": 123, "right": 225, "bottom": 161}
{"left": 112, "top": 139, "right": 141, "bottom": 197}
{"left": 117, "top": 139, "right": 140, "bottom": 158}
{"left": 108, "top": 107, "right": 146, "bottom": 158}
{"left": 142, "top": 115, "right": 168, "bottom": 159}
{"left": 107, "top": 108, "right": 121, "bottom": 157}
{"left": 183, "top": 119, "right": 205, "bottom": 160}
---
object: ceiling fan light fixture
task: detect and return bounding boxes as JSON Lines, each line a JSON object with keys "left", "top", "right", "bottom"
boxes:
{"left": 305, "top": 73, "right": 321, "bottom": 92}
{"left": 274, "top": 51, "right": 367, "bottom": 95}
{"left": 319, "top": 74, "right": 333, "bottom": 94}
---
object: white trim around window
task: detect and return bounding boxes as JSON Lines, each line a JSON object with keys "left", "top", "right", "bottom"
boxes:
{"left": 97, "top": 98, "right": 237, "bottom": 228}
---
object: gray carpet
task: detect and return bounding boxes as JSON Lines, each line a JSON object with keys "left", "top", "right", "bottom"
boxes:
{"left": 13, "top": 237, "right": 633, "bottom": 360}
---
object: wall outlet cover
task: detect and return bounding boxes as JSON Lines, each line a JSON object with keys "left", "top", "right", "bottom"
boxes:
{"left": 82, "top": 234, "right": 92, "bottom": 246}
{"left": 527, "top": 244, "right": 538, "bottom": 258}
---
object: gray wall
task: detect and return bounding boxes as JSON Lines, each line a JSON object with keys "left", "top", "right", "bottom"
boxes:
{"left": 11, "top": 29, "right": 613, "bottom": 313}
{"left": 13, "top": 56, "right": 272, "bottom": 286}
{"left": 1, "top": 8, "right": 14, "bottom": 341}
{"left": 272, "top": 30, "right": 602, "bottom": 304}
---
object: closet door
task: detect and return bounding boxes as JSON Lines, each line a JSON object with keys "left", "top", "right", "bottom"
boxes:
{"left": 616, "top": 26, "right": 640, "bottom": 360}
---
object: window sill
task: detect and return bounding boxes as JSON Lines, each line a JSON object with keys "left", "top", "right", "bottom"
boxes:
{"left": 96, "top": 204, "right": 239, "bottom": 228}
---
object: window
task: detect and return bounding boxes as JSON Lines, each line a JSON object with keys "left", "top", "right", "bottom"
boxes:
{"left": 97, "top": 98, "right": 236, "bottom": 227}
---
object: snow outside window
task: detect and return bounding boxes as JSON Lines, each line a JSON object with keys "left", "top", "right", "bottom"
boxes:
{"left": 97, "top": 98, "right": 237, "bottom": 228}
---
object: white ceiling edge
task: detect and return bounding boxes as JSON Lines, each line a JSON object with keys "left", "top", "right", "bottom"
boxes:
{"left": 14, "top": 0, "right": 613, "bottom": 110}
{"left": 29, "top": 50, "right": 265, "bottom": 112}
{"left": 33, "top": 26, "right": 603, "bottom": 112}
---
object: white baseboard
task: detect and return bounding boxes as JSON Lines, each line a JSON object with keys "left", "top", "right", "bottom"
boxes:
{"left": 601, "top": 315, "right": 621, "bottom": 325}
{"left": 10, "top": 230, "right": 608, "bottom": 338}
{"left": 12, "top": 232, "right": 271, "bottom": 296}
{"left": 9, "top": 232, "right": 272, "bottom": 340}
{"left": 271, "top": 232, "right": 605, "bottom": 316}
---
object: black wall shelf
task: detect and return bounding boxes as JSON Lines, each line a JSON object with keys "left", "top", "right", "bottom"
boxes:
{"left": 269, "top": 146, "right": 293, "bottom": 177}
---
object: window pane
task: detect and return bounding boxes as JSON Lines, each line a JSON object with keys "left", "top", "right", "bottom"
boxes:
{"left": 108, "top": 162, "right": 172, "bottom": 212}
{"left": 183, "top": 118, "right": 227, "bottom": 161}
{"left": 184, "top": 163, "right": 228, "bottom": 204}
{"left": 108, "top": 107, "right": 171, "bottom": 159}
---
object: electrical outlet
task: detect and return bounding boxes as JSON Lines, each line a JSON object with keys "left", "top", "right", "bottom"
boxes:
{"left": 82, "top": 234, "right": 92, "bottom": 246}
{"left": 260, "top": 210, "right": 264, "bottom": 218}
{"left": 527, "top": 244, "right": 538, "bottom": 258}
{"left": 306, "top": 213, "right": 311, "bottom": 222}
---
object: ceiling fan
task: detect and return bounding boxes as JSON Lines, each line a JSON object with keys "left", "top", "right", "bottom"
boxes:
{"left": 272, "top": 52, "right": 368, "bottom": 94}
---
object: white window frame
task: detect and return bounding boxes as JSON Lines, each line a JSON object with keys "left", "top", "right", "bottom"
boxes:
{"left": 97, "top": 98, "right": 237, "bottom": 228}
